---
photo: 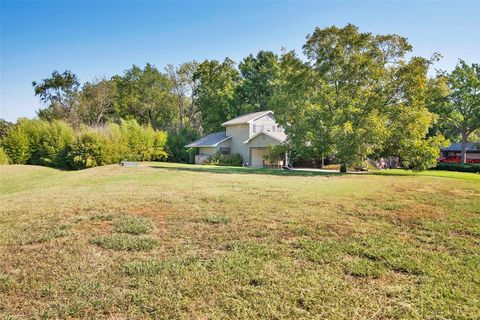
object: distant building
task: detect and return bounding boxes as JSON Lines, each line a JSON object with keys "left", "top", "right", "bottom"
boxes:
{"left": 185, "top": 111, "right": 286, "bottom": 167}
{"left": 439, "top": 142, "right": 480, "bottom": 163}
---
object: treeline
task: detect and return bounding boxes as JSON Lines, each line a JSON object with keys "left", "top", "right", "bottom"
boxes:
{"left": 1, "top": 24, "right": 479, "bottom": 170}
{"left": 0, "top": 119, "right": 167, "bottom": 169}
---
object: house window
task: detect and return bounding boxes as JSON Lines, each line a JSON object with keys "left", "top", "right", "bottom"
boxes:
{"left": 253, "top": 125, "right": 256, "bottom": 133}
{"left": 220, "top": 147, "right": 231, "bottom": 155}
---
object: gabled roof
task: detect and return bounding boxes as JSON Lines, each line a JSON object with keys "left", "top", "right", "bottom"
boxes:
{"left": 243, "top": 130, "right": 287, "bottom": 144}
{"left": 222, "top": 111, "right": 273, "bottom": 126}
{"left": 441, "top": 142, "right": 480, "bottom": 152}
{"left": 185, "top": 131, "right": 231, "bottom": 148}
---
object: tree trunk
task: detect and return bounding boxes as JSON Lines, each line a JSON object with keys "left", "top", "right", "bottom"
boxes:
{"left": 461, "top": 132, "right": 468, "bottom": 164}
{"left": 340, "top": 163, "right": 347, "bottom": 173}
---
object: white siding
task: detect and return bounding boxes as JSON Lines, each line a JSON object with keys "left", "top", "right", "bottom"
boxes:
{"left": 225, "top": 124, "right": 250, "bottom": 163}
{"left": 250, "top": 113, "right": 277, "bottom": 136}
{"left": 198, "top": 147, "right": 217, "bottom": 156}
{"left": 248, "top": 134, "right": 282, "bottom": 148}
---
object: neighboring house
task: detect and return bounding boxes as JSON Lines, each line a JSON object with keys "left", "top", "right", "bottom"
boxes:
{"left": 185, "top": 111, "right": 287, "bottom": 167}
{"left": 439, "top": 142, "right": 480, "bottom": 163}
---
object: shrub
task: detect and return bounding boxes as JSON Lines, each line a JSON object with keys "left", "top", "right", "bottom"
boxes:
{"left": 120, "top": 120, "right": 168, "bottom": 161}
{"left": 204, "top": 151, "right": 243, "bottom": 166}
{"left": 2, "top": 119, "right": 74, "bottom": 167}
{"left": 0, "top": 146, "right": 10, "bottom": 165}
{"left": 167, "top": 126, "right": 200, "bottom": 163}
{"left": 66, "top": 130, "right": 109, "bottom": 169}
{"left": 2, "top": 118, "right": 168, "bottom": 170}
{"left": 263, "top": 144, "right": 287, "bottom": 164}
{"left": 433, "top": 162, "right": 480, "bottom": 173}
{"left": 2, "top": 121, "right": 31, "bottom": 164}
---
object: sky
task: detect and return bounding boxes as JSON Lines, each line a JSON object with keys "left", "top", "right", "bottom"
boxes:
{"left": 1, "top": 1, "right": 479, "bottom": 122}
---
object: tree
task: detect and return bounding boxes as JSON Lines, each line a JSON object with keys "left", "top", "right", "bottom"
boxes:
{"left": 272, "top": 25, "right": 443, "bottom": 171}
{"left": 76, "top": 78, "right": 117, "bottom": 126}
{"left": 270, "top": 51, "right": 334, "bottom": 162}
{"left": 33, "top": 70, "right": 80, "bottom": 124}
{"left": 0, "top": 119, "right": 14, "bottom": 140}
{"left": 193, "top": 58, "right": 241, "bottom": 133}
{"left": 429, "top": 61, "right": 480, "bottom": 163}
{"left": 113, "top": 64, "right": 177, "bottom": 129}
{"left": 165, "top": 61, "right": 201, "bottom": 131}
{"left": 237, "top": 51, "right": 280, "bottom": 113}
{"left": 166, "top": 126, "right": 200, "bottom": 163}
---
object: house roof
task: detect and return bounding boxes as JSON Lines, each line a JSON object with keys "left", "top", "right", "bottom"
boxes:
{"left": 243, "top": 130, "right": 287, "bottom": 144}
{"left": 221, "top": 111, "right": 273, "bottom": 126}
{"left": 185, "top": 131, "right": 231, "bottom": 148}
{"left": 441, "top": 142, "right": 480, "bottom": 152}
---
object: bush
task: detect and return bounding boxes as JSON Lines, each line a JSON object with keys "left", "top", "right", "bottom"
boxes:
{"left": 167, "top": 126, "right": 200, "bottom": 163}
{"left": 204, "top": 151, "right": 243, "bottom": 166}
{"left": 433, "top": 162, "right": 480, "bottom": 173}
{"left": 66, "top": 130, "right": 110, "bottom": 169}
{"left": 0, "top": 146, "right": 9, "bottom": 165}
{"left": 263, "top": 144, "right": 287, "bottom": 163}
{"left": 120, "top": 120, "right": 168, "bottom": 161}
{"left": 2, "top": 118, "right": 168, "bottom": 170}
{"left": 2, "top": 119, "right": 74, "bottom": 167}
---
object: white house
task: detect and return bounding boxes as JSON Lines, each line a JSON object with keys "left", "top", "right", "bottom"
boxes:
{"left": 185, "top": 111, "right": 287, "bottom": 167}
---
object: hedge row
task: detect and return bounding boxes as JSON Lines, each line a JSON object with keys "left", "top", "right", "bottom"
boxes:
{"left": 204, "top": 152, "right": 243, "bottom": 166}
{"left": 433, "top": 162, "right": 480, "bottom": 173}
{"left": 1, "top": 119, "right": 167, "bottom": 170}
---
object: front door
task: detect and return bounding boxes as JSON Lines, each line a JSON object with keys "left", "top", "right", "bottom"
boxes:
{"left": 250, "top": 147, "right": 267, "bottom": 168}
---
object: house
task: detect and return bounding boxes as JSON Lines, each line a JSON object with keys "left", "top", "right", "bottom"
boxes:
{"left": 185, "top": 111, "right": 287, "bottom": 167}
{"left": 439, "top": 142, "right": 480, "bottom": 163}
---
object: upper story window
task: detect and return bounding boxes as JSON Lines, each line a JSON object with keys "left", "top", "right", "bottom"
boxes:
{"left": 253, "top": 125, "right": 256, "bottom": 133}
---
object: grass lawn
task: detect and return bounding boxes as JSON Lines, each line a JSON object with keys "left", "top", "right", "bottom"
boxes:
{"left": 0, "top": 162, "right": 479, "bottom": 319}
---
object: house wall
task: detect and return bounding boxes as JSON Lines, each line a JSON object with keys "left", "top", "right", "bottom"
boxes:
{"left": 442, "top": 151, "right": 480, "bottom": 160}
{"left": 225, "top": 124, "right": 250, "bottom": 163}
{"left": 248, "top": 133, "right": 283, "bottom": 167}
{"left": 248, "top": 134, "right": 282, "bottom": 148}
{"left": 198, "top": 140, "right": 231, "bottom": 156}
{"left": 198, "top": 147, "right": 217, "bottom": 156}
{"left": 250, "top": 113, "right": 281, "bottom": 135}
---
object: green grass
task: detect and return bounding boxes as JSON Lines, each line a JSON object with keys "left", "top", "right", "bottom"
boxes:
{"left": 113, "top": 215, "right": 153, "bottom": 235}
{"left": 0, "top": 162, "right": 479, "bottom": 319}
{"left": 202, "top": 215, "right": 232, "bottom": 224}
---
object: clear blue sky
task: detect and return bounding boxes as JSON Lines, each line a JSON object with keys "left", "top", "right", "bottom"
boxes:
{"left": 1, "top": 1, "right": 479, "bottom": 122}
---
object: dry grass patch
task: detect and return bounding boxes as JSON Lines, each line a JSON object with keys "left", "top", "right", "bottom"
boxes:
{"left": 0, "top": 163, "right": 479, "bottom": 319}
{"left": 91, "top": 234, "right": 158, "bottom": 251}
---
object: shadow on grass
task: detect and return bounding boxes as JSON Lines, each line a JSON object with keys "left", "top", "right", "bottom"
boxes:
{"left": 149, "top": 164, "right": 342, "bottom": 177}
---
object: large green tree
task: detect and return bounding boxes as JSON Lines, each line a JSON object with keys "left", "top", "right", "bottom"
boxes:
{"left": 237, "top": 51, "right": 280, "bottom": 113}
{"left": 272, "top": 24, "right": 445, "bottom": 171}
{"left": 428, "top": 61, "right": 480, "bottom": 163}
{"left": 165, "top": 61, "right": 201, "bottom": 131}
{"left": 113, "top": 64, "right": 177, "bottom": 129}
{"left": 33, "top": 70, "right": 80, "bottom": 124}
{"left": 193, "top": 58, "right": 241, "bottom": 133}
{"left": 76, "top": 78, "right": 117, "bottom": 126}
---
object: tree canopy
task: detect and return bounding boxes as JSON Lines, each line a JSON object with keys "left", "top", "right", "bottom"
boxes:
{"left": 271, "top": 24, "right": 446, "bottom": 171}
{"left": 4, "top": 24, "right": 475, "bottom": 170}
{"left": 428, "top": 61, "right": 480, "bottom": 163}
